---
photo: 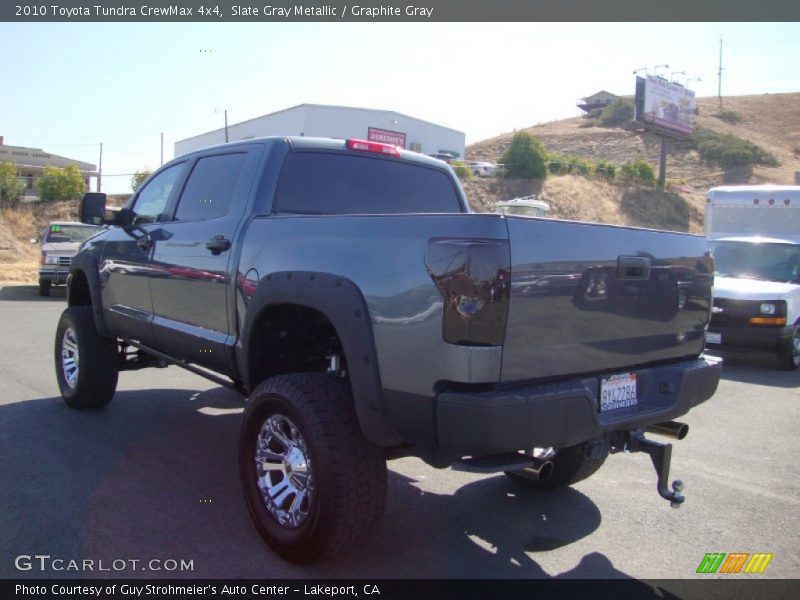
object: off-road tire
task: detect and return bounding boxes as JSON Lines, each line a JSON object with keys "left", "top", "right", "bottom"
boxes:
{"left": 39, "top": 279, "right": 51, "bottom": 297}
{"left": 54, "top": 306, "right": 119, "bottom": 408}
{"left": 239, "top": 373, "right": 387, "bottom": 564}
{"left": 777, "top": 325, "right": 800, "bottom": 371}
{"left": 505, "top": 443, "right": 606, "bottom": 491}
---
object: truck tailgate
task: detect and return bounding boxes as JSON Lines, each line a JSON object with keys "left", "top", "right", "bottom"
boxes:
{"left": 501, "top": 217, "right": 713, "bottom": 382}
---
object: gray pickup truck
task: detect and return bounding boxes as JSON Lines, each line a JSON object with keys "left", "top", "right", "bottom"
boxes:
{"left": 56, "top": 137, "right": 720, "bottom": 563}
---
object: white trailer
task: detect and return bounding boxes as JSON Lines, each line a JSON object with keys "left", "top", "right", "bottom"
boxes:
{"left": 705, "top": 185, "right": 800, "bottom": 242}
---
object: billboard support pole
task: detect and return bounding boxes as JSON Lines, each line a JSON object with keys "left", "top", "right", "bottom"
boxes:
{"left": 658, "top": 135, "right": 667, "bottom": 188}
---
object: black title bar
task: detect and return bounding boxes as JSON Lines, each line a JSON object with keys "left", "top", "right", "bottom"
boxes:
{"left": 4, "top": 0, "right": 800, "bottom": 22}
{"left": 4, "top": 579, "right": 800, "bottom": 600}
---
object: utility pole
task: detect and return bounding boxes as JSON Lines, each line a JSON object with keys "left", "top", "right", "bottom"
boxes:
{"left": 658, "top": 136, "right": 667, "bottom": 189}
{"left": 215, "top": 108, "right": 229, "bottom": 143}
{"left": 160, "top": 132, "right": 164, "bottom": 166}
{"left": 98, "top": 142, "right": 103, "bottom": 193}
{"left": 717, "top": 36, "right": 724, "bottom": 109}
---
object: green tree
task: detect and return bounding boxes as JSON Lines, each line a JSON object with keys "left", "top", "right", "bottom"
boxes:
{"left": 0, "top": 161, "right": 25, "bottom": 207}
{"left": 36, "top": 164, "right": 87, "bottom": 202}
{"left": 131, "top": 169, "right": 152, "bottom": 192}
{"left": 499, "top": 131, "right": 547, "bottom": 179}
{"left": 599, "top": 99, "right": 634, "bottom": 127}
{"left": 620, "top": 160, "right": 656, "bottom": 187}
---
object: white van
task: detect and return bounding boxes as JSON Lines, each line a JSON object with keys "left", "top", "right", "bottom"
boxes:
{"left": 705, "top": 185, "right": 800, "bottom": 370}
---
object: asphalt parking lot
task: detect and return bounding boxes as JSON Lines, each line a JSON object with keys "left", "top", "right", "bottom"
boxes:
{"left": 1, "top": 284, "right": 798, "bottom": 580}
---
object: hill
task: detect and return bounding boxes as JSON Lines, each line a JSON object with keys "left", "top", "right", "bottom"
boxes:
{"left": 464, "top": 92, "right": 799, "bottom": 230}
{"left": 1, "top": 93, "right": 797, "bottom": 283}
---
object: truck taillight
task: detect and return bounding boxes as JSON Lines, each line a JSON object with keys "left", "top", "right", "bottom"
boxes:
{"left": 346, "top": 139, "right": 401, "bottom": 157}
{"left": 426, "top": 238, "right": 510, "bottom": 346}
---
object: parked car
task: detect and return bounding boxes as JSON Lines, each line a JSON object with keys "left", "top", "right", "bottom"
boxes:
{"left": 494, "top": 196, "right": 551, "bottom": 217}
{"left": 468, "top": 161, "right": 498, "bottom": 177}
{"left": 38, "top": 222, "right": 101, "bottom": 296}
{"left": 427, "top": 152, "right": 455, "bottom": 163}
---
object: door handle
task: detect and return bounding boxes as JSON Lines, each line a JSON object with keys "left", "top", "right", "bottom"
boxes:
{"left": 136, "top": 237, "right": 153, "bottom": 251}
{"left": 206, "top": 235, "right": 231, "bottom": 255}
{"left": 617, "top": 255, "right": 651, "bottom": 280}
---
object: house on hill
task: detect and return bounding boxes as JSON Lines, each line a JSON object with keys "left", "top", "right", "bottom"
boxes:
{"left": 577, "top": 91, "right": 619, "bottom": 113}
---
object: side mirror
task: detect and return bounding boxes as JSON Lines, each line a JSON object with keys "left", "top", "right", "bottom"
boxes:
{"left": 80, "top": 193, "right": 107, "bottom": 225}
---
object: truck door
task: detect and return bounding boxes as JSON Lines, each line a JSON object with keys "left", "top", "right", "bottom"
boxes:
{"left": 100, "top": 162, "right": 187, "bottom": 346}
{"left": 148, "top": 147, "right": 258, "bottom": 373}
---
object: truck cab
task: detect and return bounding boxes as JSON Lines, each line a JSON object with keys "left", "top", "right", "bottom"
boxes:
{"left": 705, "top": 186, "right": 800, "bottom": 370}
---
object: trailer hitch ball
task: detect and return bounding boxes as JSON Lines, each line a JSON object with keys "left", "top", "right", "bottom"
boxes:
{"left": 624, "top": 433, "right": 688, "bottom": 507}
{"left": 670, "top": 480, "right": 685, "bottom": 509}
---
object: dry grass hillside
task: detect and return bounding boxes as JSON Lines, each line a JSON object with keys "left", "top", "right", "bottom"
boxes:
{"left": 465, "top": 92, "right": 800, "bottom": 228}
{"left": 463, "top": 175, "right": 705, "bottom": 234}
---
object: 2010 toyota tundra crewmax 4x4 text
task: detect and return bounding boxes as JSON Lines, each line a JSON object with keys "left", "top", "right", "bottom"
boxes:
{"left": 55, "top": 137, "right": 721, "bottom": 563}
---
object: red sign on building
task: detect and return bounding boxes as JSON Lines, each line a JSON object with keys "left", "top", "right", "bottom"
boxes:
{"left": 367, "top": 127, "right": 406, "bottom": 148}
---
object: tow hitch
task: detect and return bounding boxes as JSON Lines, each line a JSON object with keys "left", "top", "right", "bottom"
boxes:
{"left": 612, "top": 422, "right": 688, "bottom": 508}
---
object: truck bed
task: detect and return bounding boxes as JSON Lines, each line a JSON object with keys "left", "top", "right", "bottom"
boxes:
{"left": 501, "top": 217, "right": 713, "bottom": 382}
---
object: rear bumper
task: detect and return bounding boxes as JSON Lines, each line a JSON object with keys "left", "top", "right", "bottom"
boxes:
{"left": 435, "top": 355, "right": 721, "bottom": 457}
{"left": 707, "top": 324, "right": 794, "bottom": 352}
{"left": 39, "top": 267, "right": 69, "bottom": 285}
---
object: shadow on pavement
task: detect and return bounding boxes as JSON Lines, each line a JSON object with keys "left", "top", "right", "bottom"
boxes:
{"left": 0, "top": 284, "right": 66, "bottom": 301}
{"left": 1, "top": 386, "right": 647, "bottom": 581}
{"left": 709, "top": 350, "right": 800, "bottom": 388}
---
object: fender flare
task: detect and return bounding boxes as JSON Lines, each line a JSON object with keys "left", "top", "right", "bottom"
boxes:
{"left": 69, "top": 253, "right": 111, "bottom": 337}
{"left": 238, "top": 271, "right": 402, "bottom": 447}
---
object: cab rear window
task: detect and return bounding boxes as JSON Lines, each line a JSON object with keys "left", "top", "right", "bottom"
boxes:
{"left": 273, "top": 152, "right": 463, "bottom": 215}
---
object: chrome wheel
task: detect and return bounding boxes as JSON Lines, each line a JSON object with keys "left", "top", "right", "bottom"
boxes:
{"left": 255, "top": 414, "right": 313, "bottom": 528}
{"left": 61, "top": 327, "right": 79, "bottom": 389}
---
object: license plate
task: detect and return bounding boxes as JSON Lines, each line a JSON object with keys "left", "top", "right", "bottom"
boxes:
{"left": 600, "top": 372, "right": 638, "bottom": 413}
{"left": 706, "top": 331, "right": 722, "bottom": 345}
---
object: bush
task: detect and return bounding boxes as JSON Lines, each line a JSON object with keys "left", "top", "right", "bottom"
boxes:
{"left": 450, "top": 161, "right": 472, "bottom": 180}
{"left": 131, "top": 169, "right": 153, "bottom": 192}
{"left": 620, "top": 160, "right": 656, "bottom": 187}
{"left": 499, "top": 131, "right": 548, "bottom": 179}
{"left": 793, "top": 144, "right": 800, "bottom": 156}
{"left": 691, "top": 127, "right": 778, "bottom": 168}
{"left": 546, "top": 153, "right": 568, "bottom": 175}
{"left": 0, "top": 161, "right": 25, "bottom": 207}
{"left": 712, "top": 110, "right": 743, "bottom": 124}
{"left": 599, "top": 100, "right": 634, "bottom": 127}
{"left": 546, "top": 154, "right": 617, "bottom": 182}
{"left": 36, "top": 164, "right": 87, "bottom": 202}
{"left": 595, "top": 160, "right": 617, "bottom": 181}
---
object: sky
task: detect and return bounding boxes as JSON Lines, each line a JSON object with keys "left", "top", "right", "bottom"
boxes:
{"left": 1, "top": 21, "right": 799, "bottom": 193}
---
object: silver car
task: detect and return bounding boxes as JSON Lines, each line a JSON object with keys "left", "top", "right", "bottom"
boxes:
{"left": 38, "top": 222, "right": 101, "bottom": 296}
{"left": 468, "top": 161, "right": 498, "bottom": 177}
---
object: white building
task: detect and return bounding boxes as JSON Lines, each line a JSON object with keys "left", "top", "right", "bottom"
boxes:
{"left": 174, "top": 104, "right": 465, "bottom": 159}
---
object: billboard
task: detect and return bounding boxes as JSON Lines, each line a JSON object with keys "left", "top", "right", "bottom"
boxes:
{"left": 367, "top": 127, "right": 406, "bottom": 148}
{"left": 635, "top": 75, "right": 696, "bottom": 137}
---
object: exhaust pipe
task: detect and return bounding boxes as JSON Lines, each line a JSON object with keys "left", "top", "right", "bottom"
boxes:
{"left": 519, "top": 457, "right": 554, "bottom": 480}
{"left": 646, "top": 420, "right": 689, "bottom": 440}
